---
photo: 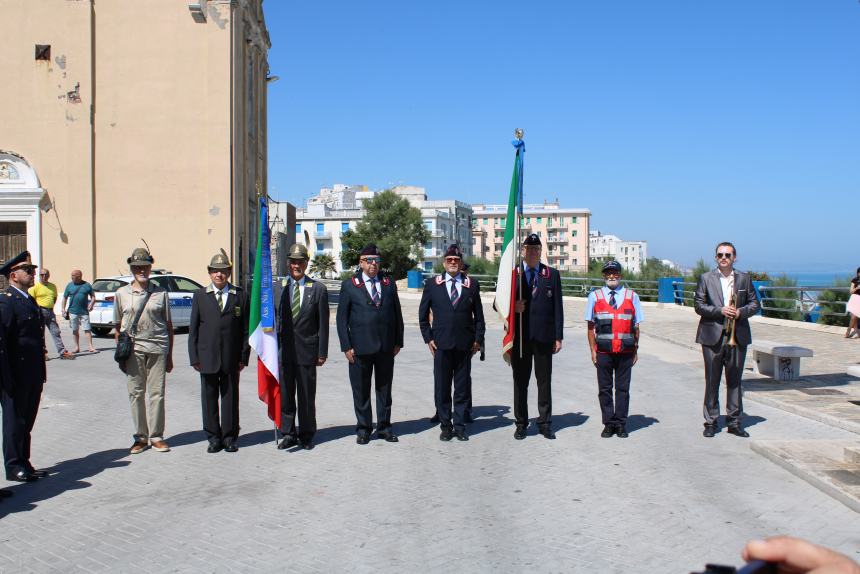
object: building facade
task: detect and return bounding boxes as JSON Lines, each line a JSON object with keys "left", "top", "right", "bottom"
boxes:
{"left": 589, "top": 230, "right": 648, "bottom": 274}
{"left": 294, "top": 184, "right": 472, "bottom": 275}
{"left": 471, "top": 202, "right": 591, "bottom": 273}
{"left": 0, "top": 0, "right": 270, "bottom": 286}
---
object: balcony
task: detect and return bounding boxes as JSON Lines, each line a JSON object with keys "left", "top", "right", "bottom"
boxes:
{"left": 547, "top": 252, "right": 566, "bottom": 259}
{"left": 315, "top": 232, "right": 332, "bottom": 239}
{"left": 546, "top": 224, "right": 565, "bottom": 231}
{"left": 546, "top": 236, "right": 566, "bottom": 244}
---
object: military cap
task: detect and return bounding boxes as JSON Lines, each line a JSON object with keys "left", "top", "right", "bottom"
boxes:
{"left": 522, "top": 233, "right": 542, "bottom": 247}
{"left": 208, "top": 249, "right": 232, "bottom": 270}
{"left": 127, "top": 247, "right": 154, "bottom": 266}
{"left": 287, "top": 244, "right": 310, "bottom": 261}
{"left": 601, "top": 260, "right": 623, "bottom": 274}
{"left": 0, "top": 250, "right": 36, "bottom": 277}
{"left": 360, "top": 244, "right": 380, "bottom": 257}
{"left": 444, "top": 244, "right": 463, "bottom": 259}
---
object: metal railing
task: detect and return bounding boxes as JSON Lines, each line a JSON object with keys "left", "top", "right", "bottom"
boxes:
{"left": 465, "top": 274, "right": 662, "bottom": 302}
{"left": 671, "top": 281, "right": 850, "bottom": 319}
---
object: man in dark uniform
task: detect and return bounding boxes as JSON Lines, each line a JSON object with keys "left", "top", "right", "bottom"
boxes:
{"left": 419, "top": 244, "right": 485, "bottom": 442}
{"left": 510, "top": 233, "right": 564, "bottom": 440}
{"left": 0, "top": 251, "right": 47, "bottom": 484}
{"left": 188, "top": 250, "right": 250, "bottom": 453}
{"left": 277, "top": 244, "right": 329, "bottom": 451}
{"left": 336, "top": 244, "right": 404, "bottom": 444}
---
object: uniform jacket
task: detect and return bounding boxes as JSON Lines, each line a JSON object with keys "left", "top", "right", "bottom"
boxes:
{"left": 188, "top": 284, "right": 251, "bottom": 374}
{"left": 336, "top": 272, "right": 404, "bottom": 355}
{"left": 514, "top": 263, "right": 564, "bottom": 343}
{"left": 418, "top": 274, "right": 486, "bottom": 351}
{"left": 694, "top": 269, "right": 760, "bottom": 346}
{"left": 278, "top": 276, "right": 329, "bottom": 366}
{"left": 0, "top": 286, "right": 46, "bottom": 387}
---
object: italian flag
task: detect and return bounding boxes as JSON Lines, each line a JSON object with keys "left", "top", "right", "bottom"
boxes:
{"left": 250, "top": 197, "right": 281, "bottom": 428}
{"left": 494, "top": 139, "right": 524, "bottom": 364}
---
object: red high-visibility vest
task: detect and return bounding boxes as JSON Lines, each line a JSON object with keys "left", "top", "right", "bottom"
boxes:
{"left": 593, "top": 289, "right": 637, "bottom": 354}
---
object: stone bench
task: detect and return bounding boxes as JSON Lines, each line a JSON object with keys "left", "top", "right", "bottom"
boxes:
{"left": 750, "top": 339, "right": 813, "bottom": 381}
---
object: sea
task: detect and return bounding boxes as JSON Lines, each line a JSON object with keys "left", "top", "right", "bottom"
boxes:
{"left": 767, "top": 271, "right": 855, "bottom": 287}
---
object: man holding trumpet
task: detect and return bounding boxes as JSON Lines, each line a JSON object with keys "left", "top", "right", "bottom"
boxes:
{"left": 695, "top": 242, "right": 760, "bottom": 438}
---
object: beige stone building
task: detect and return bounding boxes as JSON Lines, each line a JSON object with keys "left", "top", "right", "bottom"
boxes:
{"left": 0, "top": 0, "right": 270, "bottom": 287}
{"left": 471, "top": 202, "right": 591, "bottom": 273}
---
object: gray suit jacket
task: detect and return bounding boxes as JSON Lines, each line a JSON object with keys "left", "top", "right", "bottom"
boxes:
{"left": 694, "top": 269, "right": 760, "bottom": 346}
{"left": 278, "top": 277, "right": 329, "bottom": 366}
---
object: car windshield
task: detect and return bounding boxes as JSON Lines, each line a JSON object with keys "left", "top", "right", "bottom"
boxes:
{"left": 92, "top": 279, "right": 128, "bottom": 292}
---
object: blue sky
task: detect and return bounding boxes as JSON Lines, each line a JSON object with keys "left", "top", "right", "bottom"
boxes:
{"left": 265, "top": 1, "right": 859, "bottom": 273}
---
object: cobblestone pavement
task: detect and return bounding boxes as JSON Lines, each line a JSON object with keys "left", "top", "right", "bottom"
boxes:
{"left": 0, "top": 298, "right": 858, "bottom": 573}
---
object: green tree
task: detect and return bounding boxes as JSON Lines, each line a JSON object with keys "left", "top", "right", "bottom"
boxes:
{"left": 309, "top": 253, "right": 337, "bottom": 278}
{"left": 340, "top": 190, "right": 429, "bottom": 280}
{"left": 761, "top": 274, "right": 802, "bottom": 321}
{"left": 816, "top": 279, "right": 850, "bottom": 327}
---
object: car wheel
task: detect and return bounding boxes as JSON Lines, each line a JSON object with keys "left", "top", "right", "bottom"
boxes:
{"left": 91, "top": 327, "right": 112, "bottom": 337}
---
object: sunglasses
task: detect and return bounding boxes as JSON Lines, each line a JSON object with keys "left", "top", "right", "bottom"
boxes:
{"left": 716, "top": 253, "right": 734, "bottom": 259}
{"left": 361, "top": 257, "right": 380, "bottom": 264}
{"left": 444, "top": 257, "right": 461, "bottom": 263}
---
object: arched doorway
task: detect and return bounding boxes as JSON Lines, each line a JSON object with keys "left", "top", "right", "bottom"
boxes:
{"left": 0, "top": 151, "right": 45, "bottom": 274}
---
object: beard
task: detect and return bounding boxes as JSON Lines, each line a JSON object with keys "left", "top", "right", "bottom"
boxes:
{"left": 604, "top": 278, "right": 620, "bottom": 289}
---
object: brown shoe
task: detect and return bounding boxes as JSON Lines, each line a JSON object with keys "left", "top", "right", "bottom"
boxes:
{"left": 60, "top": 351, "right": 76, "bottom": 360}
{"left": 130, "top": 441, "right": 148, "bottom": 454}
{"left": 151, "top": 440, "right": 170, "bottom": 452}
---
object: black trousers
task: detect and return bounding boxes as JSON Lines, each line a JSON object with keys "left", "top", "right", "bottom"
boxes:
{"left": 1, "top": 380, "right": 42, "bottom": 475}
{"left": 279, "top": 363, "right": 317, "bottom": 442}
{"left": 596, "top": 352, "right": 634, "bottom": 426}
{"left": 511, "top": 340, "right": 554, "bottom": 428}
{"left": 349, "top": 351, "right": 394, "bottom": 434}
{"left": 434, "top": 348, "right": 471, "bottom": 431}
{"left": 701, "top": 339, "right": 747, "bottom": 427}
{"left": 201, "top": 370, "right": 240, "bottom": 445}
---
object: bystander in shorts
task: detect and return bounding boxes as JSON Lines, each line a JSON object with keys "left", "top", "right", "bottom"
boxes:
{"left": 70, "top": 313, "right": 92, "bottom": 333}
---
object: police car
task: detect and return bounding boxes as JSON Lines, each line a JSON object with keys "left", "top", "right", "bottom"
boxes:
{"left": 89, "top": 272, "right": 203, "bottom": 336}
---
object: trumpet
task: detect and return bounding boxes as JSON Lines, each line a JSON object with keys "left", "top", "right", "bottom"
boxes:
{"left": 726, "top": 291, "right": 738, "bottom": 347}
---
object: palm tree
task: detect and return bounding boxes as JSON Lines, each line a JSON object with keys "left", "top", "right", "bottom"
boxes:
{"left": 309, "top": 253, "right": 337, "bottom": 278}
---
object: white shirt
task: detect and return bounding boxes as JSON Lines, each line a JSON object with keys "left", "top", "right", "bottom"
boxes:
{"left": 719, "top": 272, "right": 734, "bottom": 306}
{"left": 445, "top": 273, "right": 462, "bottom": 298}
{"left": 362, "top": 273, "right": 381, "bottom": 302}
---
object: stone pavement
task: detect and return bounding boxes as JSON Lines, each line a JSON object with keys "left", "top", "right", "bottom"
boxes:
{"left": 0, "top": 297, "right": 858, "bottom": 573}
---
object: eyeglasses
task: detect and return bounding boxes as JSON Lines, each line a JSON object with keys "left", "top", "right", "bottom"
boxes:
{"left": 716, "top": 253, "right": 734, "bottom": 259}
{"left": 361, "top": 257, "right": 380, "bottom": 264}
{"left": 444, "top": 257, "right": 461, "bottom": 263}
{"left": 39, "top": 273, "right": 48, "bottom": 277}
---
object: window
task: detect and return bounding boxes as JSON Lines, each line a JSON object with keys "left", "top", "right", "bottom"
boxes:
{"left": 35, "top": 44, "right": 51, "bottom": 61}
{"left": 341, "top": 222, "right": 349, "bottom": 233}
{"left": 573, "top": 259, "right": 578, "bottom": 265}
{"left": 316, "top": 223, "right": 324, "bottom": 234}
{"left": 547, "top": 218, "right": 552, "bottom": 226}
{"left": 424, "top": 242, "right": 432, "bottom": 249}
{"left": 150, "top": 277, "right": 172, "bottom": 291}
{"left": 572, "top": 245, "right": 577, "bottom": 251}
{"left": 572, "top": 230, "right": 577, "bottom": 237}
{"left": 483, "top": 218, "right": 488, "bottom": 225}
{"left": 571, "top": 217, "right": 577, "bottom": 223}
{"left": 173, "top": 277, "right": 203, "bottom": 292}
{"left": 537, "top": 217, "right": 542, "bottom": 224}
{"left": 525, "top": 217, "right": 531, "bottom": 224}
{"left": 471, "top": 219, "right": 477, "bottom": 226}
{"left": 500, "top": 218, "right": 506, "bottom": 227}
{"left": 316, "top": 242, "right": 324, "bottom": 253}
{"left": 424, "top": 219, "right": 433, "bottom": 230}
{"left": 295, "top": 224, "right": 301, "bottom": 234}
{"left": 92, "top": 279, "right": 128, "bottom": 292}
{"left": 423, "top": 261, "right": 433, "bottom": 271}
{"left": 559, "top": 217, "right": 564, "bottom": 224}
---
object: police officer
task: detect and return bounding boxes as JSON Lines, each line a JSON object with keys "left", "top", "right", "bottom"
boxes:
{"left": 336, "top": 244, "right": 404, "bottom": 444}
{"left": 418, "top": 244, "right": 485, "bottom": 442}
{"left": 188, "top": 250, "right": 250, "bottom": 453}
{"left": 0, "top": 251, "right": 48, "bottom": 483}
{"left": 511, "top": 233, "right": 564, "bottom": 440}
{"left": 584, "top": 260, "right": 643, "bottom": 438}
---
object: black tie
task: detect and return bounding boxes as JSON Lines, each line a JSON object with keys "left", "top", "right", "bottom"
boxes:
{"left": 609, "top": 290, "right": 617, "bottom": 309}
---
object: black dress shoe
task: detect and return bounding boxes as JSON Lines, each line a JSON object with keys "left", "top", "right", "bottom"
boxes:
{"left": 615, "top": 426, "right": 628, "bottom": 438}
{"left": 6, "top": 470, "right": 36, "bottom": 482}
{"left": 601, "top": 424, "right": 616, "bottom": 438}
{"left": 540, "top": 428, "right": 556, "bottom": 440}
{"left": 514, "top": 427, "right": 527, "bottom": 440}
{"left": 703, "top": 425, "right": 716, "bottom": 438}
{"left": 439, "top": 428, "right": 453, "bottom": 442}
{"left": 301, "top": 441, "right": 314, "bottom": 450}
{"left": 377, "top": 431, "right": 399, "bottom": 443}
{"left": 356, "top": 434, "right": 370, "bottom": 445}
{"left": 27, "top": 469, "right": 47, "bottom": 478}
{"left": 277, "top": 436, "right": 299, "bottom": 450}
{"left": 207, "top": 442, "right": 223, "bottom": 453}
{"left": 224, "top": 443, "right": 238, "bottom": 452}
{"left": 454, "top": 430, "right": 469, "bottom": 441}
{"left": 727, "top": 426, "right": 750, "bottom": 438}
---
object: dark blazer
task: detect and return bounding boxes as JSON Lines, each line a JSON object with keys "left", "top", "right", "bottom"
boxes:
{"left": 278, "top": 276, "right": 329, "bottom": 366}
{"left": 336, "top": 273, "right": 404, "bottom": 355}
{"left": 515, "top": 263, "right": 564, "bottom": 343}
{"left": 418, "top": 274, "right": 485, "bottom": 351}
{"left": 188, "top": 284, "right": 251, "bottom": 374}
{"left": 694, "top": 269, "right": 760, "bottom": 346}
{"left": 0, "top": 287, "right": 46, "bottom": 386}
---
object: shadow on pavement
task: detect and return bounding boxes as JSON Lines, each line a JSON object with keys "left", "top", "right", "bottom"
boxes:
{"left": 0, "top": 448, "right": 130, "bottom": 519}
{"left": 626, "top": 414, "right": 659, "bottom": 433}
{"left": 167, "top": 429, "right": 208, "bottom": 448}
{"left": 469, "top": 405, "right": 514, "bottom": 436}
{"left": 552, "top": 411, "right": 589, "bottom": 433}
{"left": 746, "top": 373, "right": 854, "bottom": 391}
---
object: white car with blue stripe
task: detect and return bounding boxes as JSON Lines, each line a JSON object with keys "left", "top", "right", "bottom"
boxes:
{"left": 89, "top": 273, "right": 204, "bottom": 336}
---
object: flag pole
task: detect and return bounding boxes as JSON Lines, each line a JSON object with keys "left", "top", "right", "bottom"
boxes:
{"left": 514, "top": 128, "right": 524, "bottom": 359}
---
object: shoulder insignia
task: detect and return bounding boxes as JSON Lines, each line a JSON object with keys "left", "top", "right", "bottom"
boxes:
{"left": 540, "top": 266, "right": 550, "bottom": 278}
{"left": 463, "top": 277, "right": 472, "bottom": 289}
{"left": 382, "top": 276, "right": 390, "bottom": 286}
{"left": 435, "top": 275, "right": 444, "bottom": 285}
{"left": 205, "top": 285, "right": 215, "bottom": 293}
{"left": 228, "top": 287, "right": 237, "bottom": 295}
{"left": 305, "top": 281, "right": 313, "bottom": 288}
{"left": 351, "top": 276, "right": 363, "bottom": 288}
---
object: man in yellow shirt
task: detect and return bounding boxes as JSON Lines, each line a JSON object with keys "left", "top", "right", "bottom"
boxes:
{"left": 28, "top": 268, "right": 74, "bottom": 360}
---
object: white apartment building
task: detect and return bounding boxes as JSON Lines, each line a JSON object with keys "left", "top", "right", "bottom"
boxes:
{"left": 290, "top": 184, "right": 472, "bottom": 275}
{"left": 589, "top": 230, "right": 648, "bottom": 274}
